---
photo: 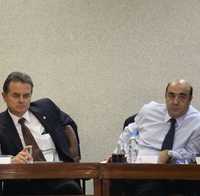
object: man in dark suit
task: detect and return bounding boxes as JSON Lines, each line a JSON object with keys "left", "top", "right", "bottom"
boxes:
{"left": 0, "top": 71, "right": 82, "bottom": 195}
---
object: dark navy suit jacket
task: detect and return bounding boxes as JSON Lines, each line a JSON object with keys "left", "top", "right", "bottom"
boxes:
{"left": 0, "top": 98, "right": 79, "bottom": 162}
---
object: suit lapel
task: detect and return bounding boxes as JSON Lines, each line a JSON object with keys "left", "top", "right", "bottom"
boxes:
{"left": 3, "top": 111, "right": 23, "bottom": 150}
{"left": 29, "top": 106, "right": 52, "bottom": 133}
{"left": 29, "top": 103, "right": 73, "bottom": 161}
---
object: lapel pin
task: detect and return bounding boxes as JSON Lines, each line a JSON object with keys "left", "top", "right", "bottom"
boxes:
{"left": 43, "top": 116, "right": 46, "bottom": 120}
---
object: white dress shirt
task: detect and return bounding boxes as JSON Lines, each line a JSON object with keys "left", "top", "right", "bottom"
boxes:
{"left": 115, "top": 101, "right": 200, "bottom": 162}
{"left": 8, "top": 110, "right": 60, "bottom": 162}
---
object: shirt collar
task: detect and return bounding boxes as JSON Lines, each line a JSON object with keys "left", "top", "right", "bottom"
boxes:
{"left": 8, "top": 110, "right": 31, "bottom": 126}
{"left": 164, "top": 110, "right": 187, "bottom": 127}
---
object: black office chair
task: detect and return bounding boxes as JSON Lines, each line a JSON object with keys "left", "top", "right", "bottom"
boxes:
{"left": 64, "top": 125, "right": 87, "bottom": 194}
{"left": 123, "top": 114, "right": 137, "bottom": 129}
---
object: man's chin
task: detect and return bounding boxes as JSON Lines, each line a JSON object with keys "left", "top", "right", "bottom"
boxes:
{"left": 170, "top": 111, "right": 183, "bottom": 119}
{"left": 15, "top": 110, "right": 27, "bottom": 117}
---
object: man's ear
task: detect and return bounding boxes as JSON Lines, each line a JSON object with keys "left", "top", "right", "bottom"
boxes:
{"left": 2, "top": 92, "right": 5, "bottom": 99}
{"left": 2, "top": 92, "right": 7, "bottom": 102}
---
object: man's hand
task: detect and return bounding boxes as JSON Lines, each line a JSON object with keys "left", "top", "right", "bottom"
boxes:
{"left": 158, "top": 150, "right": 170, "bottom": 164}
{"left": 11, "top": 146, "right": 33, "bottom": 163}
{"left": 100, "top": 156, "right": 112, "bottom": 163}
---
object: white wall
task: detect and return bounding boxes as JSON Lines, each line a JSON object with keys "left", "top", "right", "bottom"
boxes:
{"left": 1, "top": 0, "right": 200, "bottom": 164}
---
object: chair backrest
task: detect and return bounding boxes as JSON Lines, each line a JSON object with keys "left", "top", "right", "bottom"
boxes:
{"left": 64, "top": 125, "right": 81, "bottom": 162}
{"left": 123, "top": 114, "right": 137, "bottom": 129}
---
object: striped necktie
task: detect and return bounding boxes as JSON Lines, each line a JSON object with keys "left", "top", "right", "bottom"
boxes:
{"left": 18, "top": 118, "right": 46, "bottom": 161}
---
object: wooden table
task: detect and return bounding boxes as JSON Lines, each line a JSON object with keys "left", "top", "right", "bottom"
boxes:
{"left": 1, "top": 163, "right": 200, "bottom": 196}
{"left": 0, "top": 162, "right": 101, "bottom": 196}
{"left": 100, "top": 163, "right": 200, "bottom": 196}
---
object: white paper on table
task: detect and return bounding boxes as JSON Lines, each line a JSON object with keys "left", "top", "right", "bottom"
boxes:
{"left": 135, "top": 155, "right": 158, "bottom": 163}
{"left": 196, "top": 157, "right": 200, "bottom": 164}
{"left": 0, "top": 155, "right": 12, "bottom": 164}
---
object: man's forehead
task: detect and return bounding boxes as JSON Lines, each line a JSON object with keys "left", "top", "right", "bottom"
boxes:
{"left": 167, "top": 83, "right": 191, "bottom": 93}
{"left": 9, "top": 81, "right": 31, "bottom": 88}
{"left": 7, "top": 81, "right": 32, "bottom": 93}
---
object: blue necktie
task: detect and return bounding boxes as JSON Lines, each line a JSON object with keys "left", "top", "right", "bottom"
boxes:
{"left": 161, "top": 118, "right": 176, "bottom": 150}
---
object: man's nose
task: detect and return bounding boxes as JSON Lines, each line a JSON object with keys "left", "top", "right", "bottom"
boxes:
{"left": 19, "top": 95, "right": 25, "bottom": 102}
{"left": 173, "top": 96, "right": 179, "bottom": 104}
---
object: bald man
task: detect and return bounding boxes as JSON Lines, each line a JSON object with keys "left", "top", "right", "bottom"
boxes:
{"left": 111, "top": 79, "right": 200, "bottom": 196}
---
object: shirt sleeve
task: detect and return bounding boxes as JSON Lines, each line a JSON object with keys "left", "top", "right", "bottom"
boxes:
{"left": 171, "top": 129, "right": 200, "bottom": 161}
